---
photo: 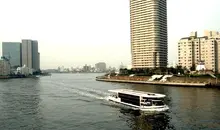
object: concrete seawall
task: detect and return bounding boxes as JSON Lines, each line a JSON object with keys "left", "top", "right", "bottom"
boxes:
{"left": 96, "top": 78, "right": 210, "bottom": 87}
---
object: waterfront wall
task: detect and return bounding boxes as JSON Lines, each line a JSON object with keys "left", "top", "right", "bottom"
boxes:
{"left": 96, "top": 75, "right": 220, "bottom": 87}
{"left": 105, "top": 75, "right": 219, "bottom": 84}
{"left": 96, "top": 78, "right": 206, "bottom": 87}
{"left": 167, "top": 76, "right": 218, "bottom": 84}
{"left": 108, "top": 76, "right": 151, "bottom": 81}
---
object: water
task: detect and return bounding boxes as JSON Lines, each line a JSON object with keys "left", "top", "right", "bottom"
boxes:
{"left": 0, "top": 73, "right": 220, "bottom": 130}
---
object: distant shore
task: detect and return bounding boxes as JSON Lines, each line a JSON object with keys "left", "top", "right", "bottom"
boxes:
{"left": 0, "top": 75, "right": 38, "bottom": 79}
{"left": 0, "top": 73, "right": 51, "bottom": 79}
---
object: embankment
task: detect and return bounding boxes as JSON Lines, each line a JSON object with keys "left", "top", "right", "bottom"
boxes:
{"left": 96, "top": 75, "right": 220, "bottom": 88}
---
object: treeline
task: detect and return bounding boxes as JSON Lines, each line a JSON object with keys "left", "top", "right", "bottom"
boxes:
{"left": 118, "top": 66, "right": 187, "bottom": 76}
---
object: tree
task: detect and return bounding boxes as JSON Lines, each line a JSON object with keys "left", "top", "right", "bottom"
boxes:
{"left": 176, "top": 65, "right": 184, "bottom": 74}
{"left": 143, "top": 68, "right": 150, "bottom": 75}
{"left": 119, "top": 68, "right": 128, "bottom": 75}
{"left": 190, "top": 64, "right": 196, "bottom": 71}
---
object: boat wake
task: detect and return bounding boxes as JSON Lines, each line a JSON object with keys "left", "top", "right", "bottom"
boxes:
{"left": 53, "top": 82, "right": 110, "bottom": 100}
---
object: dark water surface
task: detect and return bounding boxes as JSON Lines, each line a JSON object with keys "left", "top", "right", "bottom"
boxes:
{"left": 0, "top": 73, "right": 220, "bottom": 130}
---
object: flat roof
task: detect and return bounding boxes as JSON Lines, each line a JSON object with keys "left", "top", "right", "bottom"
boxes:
{"left": 108, "top": 89, "right": 166, "bottom": 98}
{"left": 180, "top": 37, "right": 190, "bottom": 40}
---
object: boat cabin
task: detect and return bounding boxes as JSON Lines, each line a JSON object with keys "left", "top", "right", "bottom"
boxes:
{"left": 108, "top": 89, "right": 166, "bottom": 107}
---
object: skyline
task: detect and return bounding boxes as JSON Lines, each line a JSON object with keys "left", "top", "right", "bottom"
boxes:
{"left": 0, "top": 0, "right": 220, "bottom": 69}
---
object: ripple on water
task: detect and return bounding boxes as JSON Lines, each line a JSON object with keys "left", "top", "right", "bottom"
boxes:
{"left": 0, "top": 74, "right": 220, "bottom": 130}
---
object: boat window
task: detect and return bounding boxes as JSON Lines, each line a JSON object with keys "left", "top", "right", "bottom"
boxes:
{"left": 119, "top": 93, "right": 140, "bottom": 106}
{"left": 143, "top": 97, "right": 164, "bottom": 101}
{"left": 145, "top": 102, "right": 152, "bottom": 106}
{"left": 141, "top": 102, "right": 152, "bottom": 106}
{"left": 152, "top": 100, "right": 164, "bottom": 106}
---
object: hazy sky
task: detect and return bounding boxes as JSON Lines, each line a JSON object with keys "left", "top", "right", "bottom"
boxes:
{"left": 0, "top": 0, "right": 220, "bottom": 69}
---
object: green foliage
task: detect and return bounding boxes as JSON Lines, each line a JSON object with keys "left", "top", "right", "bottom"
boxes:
{"left": 190, "top": 64, "right": 196, "bottom": 71}
{"left": 118, "top": 67, "right": 187, "bottom": 76}
{"left": 214, "top": 74, "right": 220, "bottom": 78}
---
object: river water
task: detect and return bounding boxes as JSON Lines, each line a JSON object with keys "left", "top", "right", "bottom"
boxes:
{"left": 0, "top": 73, "right": 220, "bottom": 130}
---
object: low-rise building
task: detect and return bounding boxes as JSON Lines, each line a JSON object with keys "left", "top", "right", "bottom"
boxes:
{"left": 0, "top": 57, "right": 11, "bottom": 76}
{"left": 16, "top": 65, "right": 33, "bottom": 76}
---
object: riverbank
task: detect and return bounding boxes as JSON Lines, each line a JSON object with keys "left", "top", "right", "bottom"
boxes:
{"left": 0, "top": 75, "right": 39, "bottom": 79}
{"left": 96, "top": 75, "right": 220, "bottom": 88}
{"left": 0, "top": 72, "right": 52, "bottom": 79}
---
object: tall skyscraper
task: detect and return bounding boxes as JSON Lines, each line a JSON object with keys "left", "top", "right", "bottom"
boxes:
{"left": 32, "top": 40, "right": 39, "bottom": 70}
{"left": 22, "top": 39, "right": 40, "bottom": 71}
{"left": 22, "top": 39, "right": 33, "bottom": 69}
{"left": 38, "top": 52, "right": 40, "bottom": 70}
{"left": 2, "top": 42, "right": 21, "bottom": 67}
{"left": 130, "top": 0, "right": 167, "bottom": 68}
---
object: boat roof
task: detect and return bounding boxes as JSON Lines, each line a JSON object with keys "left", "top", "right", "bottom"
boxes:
{"left": 108, "top": 89, "right": 166, "bottom": 98}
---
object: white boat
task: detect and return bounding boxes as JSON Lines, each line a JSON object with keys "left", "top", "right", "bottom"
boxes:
{"left": 107, "top": 89, "right": 169, "bottom": 112}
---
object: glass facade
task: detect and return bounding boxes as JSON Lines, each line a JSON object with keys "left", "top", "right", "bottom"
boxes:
{"left": 2, "top": 42, "right": 21, "bottom": 68}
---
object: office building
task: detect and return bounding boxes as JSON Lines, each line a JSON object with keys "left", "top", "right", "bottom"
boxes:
{"left": 130, "top": 0, "right": 167, "bottom": 68}
{"left": 22, "top": 39, "right": 33, "bottom": 69}
{"left": 32, "top": 40, "right": 40, "bottom": 71}
{"left": 2, "top": 42, "right": 21, "bottom": 68}
{"left": 22, "top": 39, "right": 40, "bottom": 72}
{"left": 95, "top": 62, "right": 106, "bottom": 72}
{"left": 38, "top": 52, "right": 40, "bottom": 70}
{"left": 83, "top": 64, "right": 91, "bottom": 72}
{"left": 178, "top": 31, "right": 220, "bottom": 72}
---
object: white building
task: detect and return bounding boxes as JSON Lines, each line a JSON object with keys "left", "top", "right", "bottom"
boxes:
{"left": 16, "top": 65, "right": 33, "bottom": 76}
{"left": 0, "top": 57, "right": 11, "bottom": 76}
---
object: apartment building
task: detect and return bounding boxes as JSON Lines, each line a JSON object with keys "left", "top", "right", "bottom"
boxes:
{"left": 130, "top": 0, "right": 167, "bottom": 68}
{"left": 178, "top": 31, "right": 220, "bottom": 72}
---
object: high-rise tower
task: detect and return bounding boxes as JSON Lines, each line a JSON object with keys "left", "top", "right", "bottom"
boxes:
{"left": 2, "top": 42, "right": 21, "bottom": 67}
{"left": 130, "top": 0, "right": 167, "bottom": 68}
{"left": 22, "top": 39, "right": 40, "bottom": 71}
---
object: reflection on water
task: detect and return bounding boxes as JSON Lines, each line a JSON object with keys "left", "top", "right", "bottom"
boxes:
{"left": 119, "top": 108, "right": 175, "bottom": 130}
{"left": 103, "top": 87, "right": 174, "bottom": 130}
